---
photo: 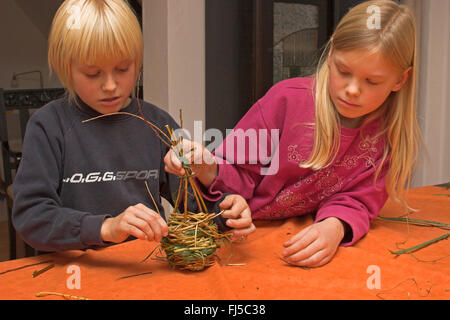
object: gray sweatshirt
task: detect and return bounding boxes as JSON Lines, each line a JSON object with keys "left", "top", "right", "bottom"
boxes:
{"left": 12, "top": 96, "right": 227, "bottom": 253}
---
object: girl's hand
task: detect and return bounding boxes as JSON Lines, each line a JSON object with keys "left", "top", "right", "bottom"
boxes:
{"left": 101, "top": 204, "right": 168, "bottom": 243}
{"left": 281, "top": 217, "right": 345, "bottom": 268}
{"left": 220, "top": 195, "right": 255, "bottom": 240}
{"left": 164, "top": 139, "right": 218, "bottom": 188}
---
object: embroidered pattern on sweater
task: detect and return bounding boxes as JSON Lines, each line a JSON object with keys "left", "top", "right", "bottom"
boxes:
{"left": 254, "top": 133, "right": 383, "bottom": 220}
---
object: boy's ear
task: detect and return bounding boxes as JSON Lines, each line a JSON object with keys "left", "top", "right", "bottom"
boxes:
{"left": 392, "top": 67, "right": 412, "bottom": 92}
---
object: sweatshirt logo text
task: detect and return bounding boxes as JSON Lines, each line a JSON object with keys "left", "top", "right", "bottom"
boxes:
{"left": 62, "top": 170, "right": 158, "bottom": 184}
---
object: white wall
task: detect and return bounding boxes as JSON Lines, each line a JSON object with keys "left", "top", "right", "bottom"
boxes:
{"left": 143, "top": 0, "right": 206, "bottom": 215}
{"left": 143, "top": 0, "right": 205, "bottom": 136}
{"left": 0, "top": 0, "right": 62, "bottom": 90}
{"left": 412, "top": 0, "right": 450, "bottom": 187}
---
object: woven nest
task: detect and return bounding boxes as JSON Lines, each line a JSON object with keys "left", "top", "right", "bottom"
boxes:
{"left": 161, "top": 211, "right": 227, "bottom": 271}
{"left": 142, "top": 172, "right": 230, "bottom": 271}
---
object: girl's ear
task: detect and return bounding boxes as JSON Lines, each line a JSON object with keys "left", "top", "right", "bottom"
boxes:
{"left": 392, "top": 67, "right": 413, "bottom": 92}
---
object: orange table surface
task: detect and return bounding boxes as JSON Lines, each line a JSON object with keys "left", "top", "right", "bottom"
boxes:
{"left": 0, "top": 185, "right": 448, "bottom": 300}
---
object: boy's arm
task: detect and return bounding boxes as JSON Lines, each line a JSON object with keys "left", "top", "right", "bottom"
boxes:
{"left": 12, "top": 114, "right": 110, "bottom": 252}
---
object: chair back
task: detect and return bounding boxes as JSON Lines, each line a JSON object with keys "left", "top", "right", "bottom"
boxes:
{"left": 0, "top": 88, "right": 64, "bottom": 259}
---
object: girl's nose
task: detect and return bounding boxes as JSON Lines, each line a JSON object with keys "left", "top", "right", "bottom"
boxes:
{"left": 346, "top": 80, "right": 360, "bottom": 97}
{"left": 102, "top": 74, "right": 117, "bottom": 92}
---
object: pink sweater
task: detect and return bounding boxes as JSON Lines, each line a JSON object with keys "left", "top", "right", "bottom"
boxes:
{"left": 208, "top": 77, "right": 390, "bottom": 246}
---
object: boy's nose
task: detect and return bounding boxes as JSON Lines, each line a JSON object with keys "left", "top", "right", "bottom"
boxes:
{"left": 102, "top": 74, "right": 117, "bottom": 92}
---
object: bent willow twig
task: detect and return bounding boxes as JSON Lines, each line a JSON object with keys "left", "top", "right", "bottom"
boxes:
{"left": 389, "top": 233, "right": 450, "bottom": 256}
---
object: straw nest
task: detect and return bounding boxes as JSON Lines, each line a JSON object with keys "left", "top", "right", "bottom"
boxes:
{"left": 161, "top": 211, "right": 228, "bottom": 271}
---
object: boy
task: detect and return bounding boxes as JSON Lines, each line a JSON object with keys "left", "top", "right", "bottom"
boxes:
{"left": 12, "top": 0, "right": 254, "bottom": 253}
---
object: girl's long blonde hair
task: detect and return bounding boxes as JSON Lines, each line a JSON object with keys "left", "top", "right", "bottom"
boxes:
{"left": 48, "top": 0, "right": 143, "bottom": 100}
{"left": 302, "top": 0, "right": 421, "bottom": 210}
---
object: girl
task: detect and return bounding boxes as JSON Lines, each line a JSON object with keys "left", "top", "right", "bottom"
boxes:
{"left": 165, "top": 0, "right": 421, "bottom": 267}
{"left": 12, "top": 0, "right": 254, "bottom": 254}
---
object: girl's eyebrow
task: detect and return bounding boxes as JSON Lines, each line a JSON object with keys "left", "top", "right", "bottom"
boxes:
{"left": 335, "top": 58, "right": 386, "bottom": 79}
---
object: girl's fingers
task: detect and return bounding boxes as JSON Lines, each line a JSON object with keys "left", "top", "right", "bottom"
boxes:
{"left": 164, "top": 151, "right": 183, "bottom": 176}
{"left": 169, "top": 150, "right": 185, "bottom": 175}
{"left": 311, "top": 254, "right": 333, "bottom": 268}
{"left": 219, "top": 196, "right": 253, "bottom": 233}
{"left": 231, "top": 223, "right": 256, "bottom": 239}
{"left": 220, "top": 196, "right": 248, "bottom": 219}
{"left": 287, "top": 248, "right": 329, "bottom": 267}
{"left": 283, "top": 237, "right": 323, "bottom": 263}
{"left": 282, "top": 227, "right": 317, "bottom": 257}
{"left": 219, "top": 195, "right": 235, "bottom": 210}
{"left": 226, "top": 208, "right": 252, "bottom": 228}
{"left": 166, "top": 139, "right": 214, "bottom": 176}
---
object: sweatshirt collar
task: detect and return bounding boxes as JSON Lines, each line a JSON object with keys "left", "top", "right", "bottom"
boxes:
{"left": 72, "top": 96, "right": 141, "bottom": 121}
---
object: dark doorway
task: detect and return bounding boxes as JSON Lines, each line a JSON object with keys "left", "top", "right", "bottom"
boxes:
{"left": 205, "top": 0, "right": 369, "bottom": 134}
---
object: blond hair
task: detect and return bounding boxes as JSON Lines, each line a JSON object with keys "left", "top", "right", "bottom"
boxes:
{"left": 48, "top": 0, "right": 143, "bottom": 100}
{"left": 302, "top": 0, "right": 421, "bottom": 210}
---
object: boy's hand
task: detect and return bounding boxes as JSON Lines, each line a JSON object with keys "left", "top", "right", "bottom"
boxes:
{"left": 219, "top": 195, "right": 255, "bottom": 240}
{"left": 281, "top": 217, "right": 345, "bottom": 268}
{"left": 164, "top": 139, "right": 218, "bottom": 188}
{"left": 101, "top": 204, "right": 168, "bottom": 243}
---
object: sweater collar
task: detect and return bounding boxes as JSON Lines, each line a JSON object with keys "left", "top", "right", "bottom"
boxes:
{"left": 71, "top": 96, "right": 141, "bottom": 121}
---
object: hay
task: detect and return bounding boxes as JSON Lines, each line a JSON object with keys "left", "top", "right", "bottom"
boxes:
{"left": 161, "top": 211, "right": 227, "bottom": 271}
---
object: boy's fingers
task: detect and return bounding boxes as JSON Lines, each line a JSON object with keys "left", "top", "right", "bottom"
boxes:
{"left": 130, "top": 211, "right": 159, "bottom": 241}
{"left": 123, "top": 214, "right": 153, "bottom": 241}
{"left": 126, "top": 224, "right": 149, "bottom": 241}
{"left": 135, "top": 204, "right": 169, "bottom": 241}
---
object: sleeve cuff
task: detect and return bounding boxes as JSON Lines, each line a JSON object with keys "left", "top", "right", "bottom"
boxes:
{"left": 205, "top": 156, "right": 235, "bottom": 201}
{"left": 80, "top": 214, "right": 112, "bottom": 247}
{"left": 315, "top": 207, "right": 366, "bottom": 247}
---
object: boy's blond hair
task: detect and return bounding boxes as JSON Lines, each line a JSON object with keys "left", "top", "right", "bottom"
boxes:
{"left": 302, "top": 0, "right": 421, "bottom": 210}
{"left": 48, "top": 0, "right": 143, "bottom": 100}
